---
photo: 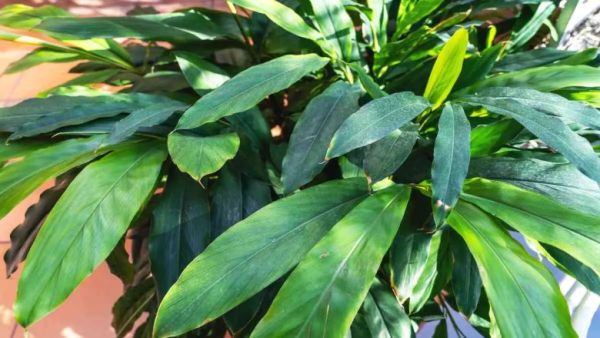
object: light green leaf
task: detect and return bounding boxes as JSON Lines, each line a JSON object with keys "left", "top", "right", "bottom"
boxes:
{"left": 448, "top": 201, "right": 577, "bottom": 338}
{"left": 431, "top": 103, "right": 470, "bottom": 226}
{"left": 458, "top": 95, "right": 600, "bottom": 184}
{"left": 395, "top": 0, "right": 444, "bottom": 37}
{"left": 455, "top": 44, "right": 503, "bottom": 90}
{"left": 168, "top": 131, "right": 240, "bottom": 181}
{"left": 424, "top": 28, "right": 469, "bottom": 109}
{"left": 461, "top": 178, "right": 600, "bottom": 275}
{"left": 15, "top": 142, "right": 167, "bottom": 326}
{"left": 470, "top": 119, "right": 521, "bottom": 157}
{"left": 177, "top": 54, "right": 329, "bottom": 129}
{"left": 469, "top": 157, "right": 600, "bottom": 216}
{"left": 149, "top": 169, "right": 211, "bottom": 298}
{"left": 0, "top": 4, "right": 70, "bottom": 29}
{"left": 309, "top": 0, "right": 358, "bottom": 61}
{"left": 153, "top": 178, "right": 369, "bottom": 338}
{"left": 3, "top": 48, "right": 79, "bottom": 74}
{"left": 251, "top": 185, "right": 411, "bottom": 338}
{"left": 0, "top": 136, "right": 107, "bottom": 220}
{"left": 327, "top": 92, "right": 430, "bottom": 159}
{"left": 282, "top": 81, "right": 360, "bottom": 193}
{"left": 175, "top": 51, "right": 230, "bottom": 94}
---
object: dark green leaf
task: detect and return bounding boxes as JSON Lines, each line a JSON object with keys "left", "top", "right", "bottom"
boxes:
{"left": 112, "top": 278, "right": 156, "bottom": 338}
{"left": 106, "top": 239, "right": 134, "bottom": 286}
{"left": 251, "top": 185, "right": 411, "bottom": 337}
{"left": 327, "top": 92, "right": 430, "bottom": 158}
{"left": 448, "top": 201, "right": 577, "bottom": 338}
{"left": 15, "top": 142, "right": 166, "bottom": 326}
{"left": 154, "top": 178, "right": 369, "bottom": 338}
{"left": 450, "top": 231, "right": 481, "bottom": 317}
{"left": 175, "top": 51, "right": 230, "bottom": 94}
{"left": 282, "top": 81, "right": 360, "bottom": 193}
{"left": 455, "top": 44, "right": 503, "bottom": 90}
{"left": 309, "top": 0, "right": 358, "bottom": 61}
{"left": 542, "top": 245, "right": 600, "bottom": 295}
{"left": 363, "top": 124, "right": 419, "bottom": 182}
{"left": 177, "top": 54, "right": 329, "bottom": 129}
{"left": 408, "top": 232, "right": 442, "bottom": 313}
{"left": 510, "top": 2, "right": 555, "bottom": 49}
{"left": 470, "top": 119, "right": 521, "bottom": 157}
{"left": 493, "top": 48, "right": 577, "bottom": 72}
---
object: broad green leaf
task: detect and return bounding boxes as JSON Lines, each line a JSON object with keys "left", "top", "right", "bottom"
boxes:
{"left": 461, "top": 178, "right": 600, "bottom": 275}
{"left": 395, "top": 0, "right": 444, "bottom": 37}
{"left": 458, "top": 95, "right": 600, "bottom": 184}
{"left": 15, "top": 142, "right": 166, "bottom": 326}
{"left": 469, "top": 157, "right": 600, "bottom": 216}
{"left": 510, "top": 1, "right": 555, "bottom": 49}
{"left": 431, "top": 103, "right": 470, "bottom": 225}
{"left": 229, "top": 0, "right": 321, "bottom": 41}
{"left": 542, "top": 245, "right": 600, "bottom": 295}
{"left": 3, "top": 93, "right": 172, "bottom": 139}
{"left": 167, "top": 131, "right": 240, "bottom": 181}
{"left": 493, "top": 48, "right": 577, "bottom": 72}
{"left": 149, "top": 169, "right": 211, "bottom": 298}
{"left": 3, "top": 174, "right": 71, "bottom": 277}
{"left": 251, "top": 185, "right": 411, "bottom": 338}
{"left": 3, "top": 48, "right": 79, "bottom": 74}
{"left": 309, "top": 0, "right": 358, "bottom": 61}
{"left": 0, "top": 139, "right": 46, "bottom": 162}
{"left": 177, "top": 54, "right": 329, "bottom": 129}
{"left": 424, "top": 28, "right": 468, "bottom": 109}
{"left": 282, "top": 81, "right": 360, "bottom": 193}
{"left": 102, "top": 102, "right": 189, "bottom": 146}
{"left": 450, "top": 231, "right": 481, "bottom": 317}
{"left": 455, "top": 44, "right": 503, "bottom": 90}
{"left": 0, "top": 136, "right": 107, "bottom": 220}
{"left": 175, "top": 51, "right": 230, "bottom": 94}
{"left": 153, "top": 178, "right": 369, "bottom": 337}
{"left": 448, "top": 201, "right": 577, "bottom": 338}
{"left": 0, "top": 4, "right": 70, "bottom": 29}
{"left": 363, "top": 124, "right": 419, "bottom": 182}
{"left": 112, "top": 279, "right": 155, "bottom": 338}
{"left": 461, "top": 65, "right": 600, "bottom": 93}
{"left": 353, "top": 279, "right": 414, "bottom": 338}
{"left": 37, "top": 12, "right": 229, "bottom": 43}
{"left": 470, "top": 119, "right": 521, "bottom": 157}
{"left": 327, "top": 92, "right": 430, "bottom": 159}
{"left": 468, "top": 87, "right": 600, "bottom": 129}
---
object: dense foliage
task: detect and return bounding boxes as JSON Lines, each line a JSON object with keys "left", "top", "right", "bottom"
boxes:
{"left": 1, "top": 0, "right": 599, "bottom": 337}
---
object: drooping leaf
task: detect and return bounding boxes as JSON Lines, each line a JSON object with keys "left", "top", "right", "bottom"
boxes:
{"left": 469, "top": 157, "right": 600, "bottom": 216}
{"left": 282, "top": 81, "right": 360, "bottom": 193}
{"left": 3, "top": 47, "right": 79, "bottom": 74}
{"left": 423, "top": 28, "right": 469, "bottom": 109}
{"left": 112, "top": 279, "right": 156, "bottom": 338}
{"left": 309, "top": 0, "right": 358, "bottom": 61}
{"left": 363, "top": 124, "right": 419, "bottom": 182}
{"left": 458, "top": 95, "right": 600, "bottom": 184}
{"left": 177, "top": 54, "right": 329, "bottom": 129}
{"left": 251, "top": 185, "right": 411, "bottom": 338}
{"left": 153, "top": 178, "right": 369, "bottom": 338}
{"left": 327, "top": 92, "right": 430, "bottom": 159}
{"left": 448, "top": 201, "right": 577, "bottom": 338}
{"left": 449, "top": 230, "right": 481, "bottom": 317}
{"left": 395, "top": 0, "right": 444, "bottom": 37}
{"left": 149, "top": 169, "right": 211, "bottom": 298}
{"left": 102, "top": 102, "right": 189, "bottom": 146}
{"left": 431, "top": 103, "right": 470, "bottom": 226}
{"left": 0, "top": 136, "right": 108, "bottom": 220}
{"left": 461, "top": 178, "right": 600, "bottom": 275}
{"left": 167, "top": 131, "right": 240, "bottom": 181}
{"left": 15, "top": 142, "right": 166, "bottom": 327}
{"left": 175, "top": 51, "right": 230, "bottom": 94}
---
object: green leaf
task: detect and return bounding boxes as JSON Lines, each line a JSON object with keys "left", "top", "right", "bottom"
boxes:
{"left": 106, "top": 239, "right": 134, "bottom": 286}
{"left": 153, "top": 178, "right": 369, "bottom": 337}
{"left": 461, "top": 178, "right": 600, "bottom": 275}
{"left": 455, "top": 44, "right": 503, "bottom": 90}
{"left": 103, "top": 102, "right": 189, "bottom": 146}
{"left": 175, "top": 51, "right": 230, "bottom": 94}
{"left": 542, "top": 245, "right": 600, "bottom": 295}
{"left": 448, "top": 201, "right": 577, "bottom": 338}
{"left": 458, "top": 95, "right": 600, "bottom": 184}
{"left": 395, "top": 0, "right": 444, "bottom": 37}
{"left": 251, "top": 185, "right": 411, "bottom": 338}
{"left": 112, "top": 279, "right": 156, "bottom": 338}
{"left": 470, "top": 119, "right": 521, "bottom": 157}
{"left": 167, "top": 131, "right": 240, "bottom": 181}
{"left": 408, "top": 231, "right": 442, "bottom": 313}
{"left": 309, "top": 0, "right": 358, "bottom": 60}
{"left": 510, "top": 2, "right": 555, "bottom": 49}
{"left": 149, "top": 169, "right": 211, "bottom": 298}
{"left": 15, "top": 142, "right": 166, "bottom": 326}
{"left": 450, "top": 231, "right": 481, "bottom": 317}
{"left": 327, "top": 92, "right": 430, "bottom": 159}
{"left": 423, "top": 28, "right": 468, "bottom": 109}
{"left": 493, "top": 48, "right": 577, "bottom": 72}
{"left": 348, "top": 63, "right": 387, "bottom": 99}
{"left": 431, "top": 103, "right": 470, "bottom": 225}
{"left": 0, "top": 136, "right": 107, "bottom": 220}
{"left": 177, "top": 54, "right": 329, "bottom": 129}
{"left": 282, "top": 81, "right": 360, "bottom": 193}
{"left": 461, "top": 65, "right": 600, "bottom": 93}
{"left": 0, "top": 4, "right": 70, "bottom": 29}
{"left": 0, "top": 139, "right": 46, "bottom": 162}
{"left": 229, "top": 0, "right": 321, "bottom": 41}
{"left": 469, "top": 157, "right": 600, "bottom": 216}
{"left": 3, "top": 48, "right": 79, "bottom": 74}
{"left": 363, "top": 124, "right": 419, "bottom": 182}
{"left": 353, "top": 279, "right": 414, "bottom": 338}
